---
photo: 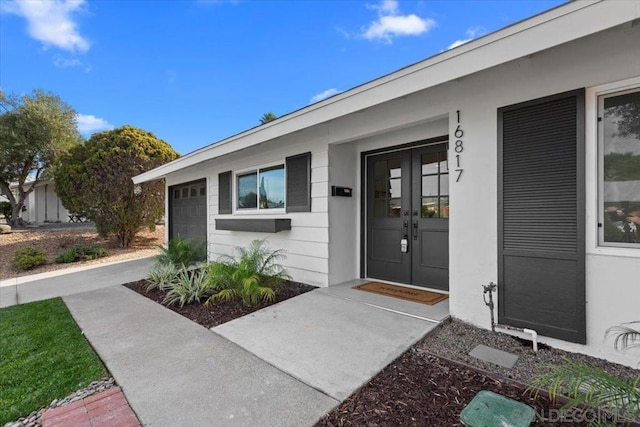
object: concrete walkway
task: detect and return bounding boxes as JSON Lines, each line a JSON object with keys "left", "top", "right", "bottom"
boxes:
{"left": 63, "top": 281, "right": 448, "bottom": 426}
{"left": 0, "top": 257, "right": 155, "bottom": 308}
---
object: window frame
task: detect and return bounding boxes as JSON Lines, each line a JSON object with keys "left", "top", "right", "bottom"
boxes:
{"left": 234, "top": 162, "right": 286, "bottom": 214}
{"left": 597, "top": 86, "right": 640, "bottom": 249}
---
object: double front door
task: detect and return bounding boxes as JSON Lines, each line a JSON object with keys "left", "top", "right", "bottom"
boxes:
{"left": 366, "top": 143, "right": 449, "bottom": 290}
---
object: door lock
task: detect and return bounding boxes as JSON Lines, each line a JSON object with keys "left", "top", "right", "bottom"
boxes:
{"left": 401, "top": 236, "right": 408, "bottom": 253}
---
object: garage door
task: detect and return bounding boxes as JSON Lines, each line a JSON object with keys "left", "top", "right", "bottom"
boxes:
{"left": 169, "top": 179, "right": 207, "bottom": 244}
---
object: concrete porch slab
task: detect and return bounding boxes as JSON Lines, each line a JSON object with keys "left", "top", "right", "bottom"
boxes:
{"left": 213, "top": 289, "right": 440, "bottom": 401}
{"left": 314, "top": 279, "right": 450, "bottom": 323}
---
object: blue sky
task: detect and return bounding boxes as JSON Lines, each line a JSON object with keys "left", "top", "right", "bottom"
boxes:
{"left": 1, "top": 0, "right": 564, "bottom": 155}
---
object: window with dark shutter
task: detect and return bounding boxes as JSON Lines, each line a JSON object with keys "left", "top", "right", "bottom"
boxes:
{"left": 286, "top": 152, "right": 311, "bottom": 212}
{"left": 218, "top": 171, "right": 232, "bottom": 214}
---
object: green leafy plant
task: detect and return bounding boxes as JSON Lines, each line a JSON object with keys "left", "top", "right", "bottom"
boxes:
{"left": 147, "top": 262, "right": 181, "bottom": 292}
{"left": 162, "top": 268, "right": 212, "bottom": 308}
{"left": 0, "top": 201, "right": 11, "bottom": 221}
{"left": 54, "top": 245, "right": 107, "bottom": 264}
{"left": 529, "top": 322, "right": 640, "bottom": 424}
{"left": 156, "top": 237, "right": 206, "bottom": 269}
{"left": 12, "top": 247, "right": 47, "bottom": 270}
{"left": 206, "top": 239, "right": 291, "bottom": 307}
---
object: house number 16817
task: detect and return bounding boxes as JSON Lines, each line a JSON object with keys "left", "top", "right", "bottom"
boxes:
{"left": 454, "top": 110, "right": 464, "bottom": 182}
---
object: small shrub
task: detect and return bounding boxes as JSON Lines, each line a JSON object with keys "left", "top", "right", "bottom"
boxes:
{"left": 12, "top": 247, "right": 48, "bottom": 270}
{"left": 206, "top": 239, "right": 290, "bottom": 307}
{"left": 156, "top": 238, "right": 206, "bottom": 269}
{"left": 147, "top": 263, "right": 181, "bottom": 292}
{"left": 163, "top": 269, "right": 213, "bottom": 308}
{"left": 55, "top": 245, "right": 108, "bottom": 264}
{"left": 0, "top": 201, "right": 11, "bottom": 221}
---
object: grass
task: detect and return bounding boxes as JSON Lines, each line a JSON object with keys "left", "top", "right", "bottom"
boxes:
{"left": 0, "top": 298, "right": 107, "bottom": 424}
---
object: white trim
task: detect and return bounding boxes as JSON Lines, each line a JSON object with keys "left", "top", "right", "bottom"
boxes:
{"left": 585, "top": 76, "right": 640, "bottom": 257}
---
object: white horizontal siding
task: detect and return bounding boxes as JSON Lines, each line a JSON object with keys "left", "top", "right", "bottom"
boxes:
{"left": 162, "top": 138, "right": 332, "bottom": 287}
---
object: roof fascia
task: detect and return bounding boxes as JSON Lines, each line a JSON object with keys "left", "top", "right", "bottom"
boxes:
{"left": 134, "top": 0, "right": 637, "bottom": 184}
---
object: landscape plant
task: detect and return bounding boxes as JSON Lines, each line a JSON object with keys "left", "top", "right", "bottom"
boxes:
{"left": 55, "top": 245, "right": 107, "bottom": 264}
{"left": 162, "top": 268, "right": 213, "bottom": 308}
{"left": 0, "top": 201, "right": 11, "bottom": 222}
{"left": 147, "top": 262, "right": 181, "bottom": 292}
{"left": 12, "top": 247, "right": 47, "bottom": 270}
{"left": 530, "top": 321, "right": 640, "bottom": 424}
{"left": 155, "top": 237, "right": 207, "bottom": 269}
{"left": 206, "top": 239, "right": 290, "bottom": 307}
{"left": 0, "top": 90, "right": 81, "bottom": 227}
{"left": 55, "top": 125, "right": 179, "bottom": 247}
{"left": 0, "top": 298, "right": 106, "bottom": 424}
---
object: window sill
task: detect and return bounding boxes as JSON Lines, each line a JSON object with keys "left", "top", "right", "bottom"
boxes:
{"left": 215, "top": 218, "right": 291, "bottom": 233}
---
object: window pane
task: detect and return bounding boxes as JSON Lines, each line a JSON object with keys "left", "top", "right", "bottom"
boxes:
{"left": 374, "top": 200, "right": 387, "bottom": 218}
{"left": 174, "top": 189, "right": 180, "bottom": 199}
{"left": 439, "top": 151, "right": 448, "bottom": 172}
{"left": 422, "top": 153, "right": 439, "bottom": 175}
{"left": 374, "top": 160, "right": 387, "bottom": 179}
{"left": 422, "top": 175, "right": 438, "bottom": 197}
{"left": 439, "top": 197, "right": 450, "bottom": 219}
{"left": 199, "top": 186, "right": 206, "bottom": 196}
{"left": 388, "top": 159, "right": 402, "bottom": 179}
{"left": 374, "top": 180, "right": 387, "bottom": 199}
{"left": 182, "top": 188, "right": 189, "bottom": 198}
{"left": 421, "top": 197, "right": 439, "bottom": 218}
{"left": 190, "top": 187, "right": 197, "bottom": 197}
{"left": 602, "top": 90, "right": 640, "bottom": 244}
{"left": 237, "top": 173, "right": 257, "bottom": 209}
{"left": 440, "top": 173, "right": 449, "bottom": 196}
{"left": 389, "top": 198, "right": 402, "bottom": 217}
{"left": 389, "top": 178, "right": 402, "bottom": 198}
{"left": 259, "top": 166, "right": 285, "bottom": 209}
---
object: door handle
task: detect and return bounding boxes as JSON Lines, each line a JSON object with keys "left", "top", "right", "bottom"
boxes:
{"left": 413, "top": 220, "right": 418, "bottom": 240}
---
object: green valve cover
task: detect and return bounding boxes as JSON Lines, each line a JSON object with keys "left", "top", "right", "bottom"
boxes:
{"left": 460, "top": 390, "right": 536, "bottom": 427}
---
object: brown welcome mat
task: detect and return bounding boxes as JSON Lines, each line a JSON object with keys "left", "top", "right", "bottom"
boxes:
{"left": 353, "top": 282, "right": 448, "bottom": 305}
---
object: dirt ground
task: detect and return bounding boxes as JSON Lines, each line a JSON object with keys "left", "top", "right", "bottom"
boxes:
{"left": 0, "top": 223, "right": 164, "bottom": 280}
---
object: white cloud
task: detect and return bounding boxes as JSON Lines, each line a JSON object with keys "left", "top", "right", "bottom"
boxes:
{"left": 76, "top": 114, "right": 113, "bottom": 134}
{"left": 53, "top": 57, "right": 82, "bottom": 68}
{"left": 3, "top": 0, "right": 90, "bottom": 53}
{"left": 310, "top": 88, "right": 341, "bottom": 104}
{"left": 361, "top": 0, "right": 435, "bottom": 44}
{"left": 447, "top": 26, "right": 486, "bottom": 50}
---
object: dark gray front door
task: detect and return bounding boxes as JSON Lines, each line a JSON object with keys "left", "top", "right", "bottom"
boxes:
{"left": 169, "top": 179, "right": 207, "bottom": 244}
{"left": 366, "top": 143, "right": 449, "bottom": 290}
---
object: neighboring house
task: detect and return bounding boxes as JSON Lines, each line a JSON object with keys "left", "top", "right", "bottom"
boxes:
{"left": 134, "top": 1, "right": 640, "bottom": 367}
{"left": 9, "top": 180, "right": 71, "bottom": 224}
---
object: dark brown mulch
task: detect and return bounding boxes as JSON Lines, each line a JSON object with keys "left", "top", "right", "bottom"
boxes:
{"left": 124, "top": 279, "right": 316, "bottom": 329}
{"left": 315, "top": 350, "right": 591, "bottom": 427}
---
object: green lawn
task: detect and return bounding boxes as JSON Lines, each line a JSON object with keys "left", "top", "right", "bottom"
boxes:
{"left": 0, "top": 298, "right": 107, "bottom": 424}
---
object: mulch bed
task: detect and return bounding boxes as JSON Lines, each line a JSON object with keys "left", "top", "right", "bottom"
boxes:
{"left": 315, "top": 350, "right": 589, "bottom": 427}
{"left": 124, "top": 279, "right": 316, "bottom": 329}
{"left": 125, "top": 280, "right": 637, "bottom": 426}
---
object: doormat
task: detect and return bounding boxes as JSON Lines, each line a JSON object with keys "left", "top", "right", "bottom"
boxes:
{"left": 353, "top": 282, "right": 448, "bottom": 305}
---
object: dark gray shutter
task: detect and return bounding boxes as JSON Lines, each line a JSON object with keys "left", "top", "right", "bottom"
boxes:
{"left": 218, "top": 171, "right": 232, "bottom": 214}
{"left": 286, "top": 152, "right": 311, "bottom": 213}
{"left": 498, "top": 89, "right": 585, "bottom": 344}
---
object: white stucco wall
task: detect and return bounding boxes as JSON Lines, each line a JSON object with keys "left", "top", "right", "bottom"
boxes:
{"left": 21, "top": 182, "right": 69, "bottom": 224}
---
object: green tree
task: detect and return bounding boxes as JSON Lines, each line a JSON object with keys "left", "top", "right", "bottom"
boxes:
{"left": 55, "top": 125, "right": 179, "bottom": 247}
{"left": 259, "top": 112, "right": 277, "bottom": 124}
{"left": 0, "top": 90, "right": 80, "bottom": 226}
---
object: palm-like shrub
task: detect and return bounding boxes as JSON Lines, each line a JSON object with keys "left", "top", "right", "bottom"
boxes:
{"left": 205, "top": 239, "right": 291, "bottom": 307}
{"left": 162, "top": 269, "right": 212, "bottom": 308}
{"left": 156, "top": 237, "right": 206, "bottom": 268}
{"left": 529, "top": 322, "right": 640, "bottom": 424}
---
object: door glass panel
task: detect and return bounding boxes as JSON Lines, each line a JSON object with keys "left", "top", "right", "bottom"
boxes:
{"left": 388, "top": 159, "right": 401, "bottom": 178}
{"left": 440, "top": 174, "right": 449, "bottom": 196}
{"left": 421, "top": 197, "right": 439, "bottom": 218}
{"left": 389, "top": 178, "right": 402, "bottom": 198}
{"left": 374, "top": 160, "right": 387, "bottom": 179}
{"left": 439, "top": 197, "right": 450, "bottom": 219}
{"left": 439, "top": 151, "right": 448, "bottom": 172}
{"left": 422, "top": 175, "right": 438, "bottom": 197}
{"left": 421, "top": 153, "right": 439, "bottom": 175}
{"left": 389, "top": 198, "right": 402, "bottom": 217}
{"left": 374, "top": 181, "right": 387, "bottom": 198}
